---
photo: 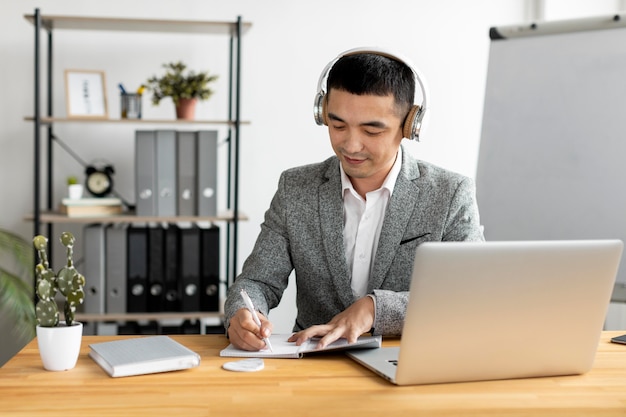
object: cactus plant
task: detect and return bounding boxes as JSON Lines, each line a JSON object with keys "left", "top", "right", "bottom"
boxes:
{"left": 33, "top": 232, "right": 85, "bottom": 327}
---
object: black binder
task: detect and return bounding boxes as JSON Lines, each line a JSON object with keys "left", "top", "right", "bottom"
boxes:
{"left": 147, "top": 226, "right": 165, "bottom": 312}
{"left": 179, "top": 226, "right": 200, "bottom": 311}
{"left": 127, "top": 226, "right": 149, "bottom": 313}
{"left": 200, "top": 225, "right": 220, "bottom": 312}
{"left": 163, "top": 224, "right": 180, "bottom": 312}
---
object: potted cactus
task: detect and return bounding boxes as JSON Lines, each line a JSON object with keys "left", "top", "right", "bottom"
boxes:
{"left": 33, "top": 232, "right": 86, "bottom": 371}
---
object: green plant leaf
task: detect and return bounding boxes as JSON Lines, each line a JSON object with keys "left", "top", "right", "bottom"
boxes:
{"left": 0, "top": 229, "right": 36, "bottom": 339}
{"left": 144, "top": 61, "right": 218, "bottom": 106}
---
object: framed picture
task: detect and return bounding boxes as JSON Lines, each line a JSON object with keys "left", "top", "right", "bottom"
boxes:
{"left": 65, "top": 70, "right": 108, "bottom": 119}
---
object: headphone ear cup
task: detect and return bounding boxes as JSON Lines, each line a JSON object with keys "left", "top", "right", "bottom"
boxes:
{"left": 313, "top": 92, "right": 326, "bottom": 126}
{"left": 403, "top": 105, "right": 422, "bottom": 140}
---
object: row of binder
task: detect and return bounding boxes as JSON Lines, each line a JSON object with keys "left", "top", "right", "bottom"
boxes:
{"left": 135, "top": 130, "right": 218, "bottom": 217}
{"left": 83, "top": 223, "right": 221, "bottom": 316}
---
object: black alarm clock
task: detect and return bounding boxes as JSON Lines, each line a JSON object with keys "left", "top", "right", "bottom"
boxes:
{"left": 85, "top": 164, "right": 114, "bottom": 197}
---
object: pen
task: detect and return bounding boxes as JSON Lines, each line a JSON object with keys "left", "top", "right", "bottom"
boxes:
{"left": 240, "top": 289, "right": 273, "bottom": 352}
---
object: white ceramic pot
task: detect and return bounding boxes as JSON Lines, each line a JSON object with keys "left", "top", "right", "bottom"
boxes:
{"left": 68, "top": 184, "right": 84, "bottom": 200}
{"left": 36, "top": 321, "right": 83, "bottom": 371}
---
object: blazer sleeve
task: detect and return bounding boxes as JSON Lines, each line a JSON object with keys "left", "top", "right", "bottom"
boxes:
{"left": 223, "top": 172, "right": 295, "bottom": 330}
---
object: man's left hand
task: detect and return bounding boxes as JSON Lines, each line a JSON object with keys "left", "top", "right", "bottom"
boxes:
{"left": 287, "top": 296, "right": 375, "bottom": 349}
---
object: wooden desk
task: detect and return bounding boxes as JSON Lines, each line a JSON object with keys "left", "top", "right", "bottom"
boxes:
{"left": 2, "top": 331, "right": 626, "bottom": 416}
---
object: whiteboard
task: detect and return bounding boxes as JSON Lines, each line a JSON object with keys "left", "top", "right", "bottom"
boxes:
{"left": 476, "top": 14, "right": 626, "bottom": 286}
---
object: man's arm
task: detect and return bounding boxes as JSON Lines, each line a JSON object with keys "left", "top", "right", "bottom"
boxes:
{"left": 223, "top": 172, "right": 295, "bottom": 345}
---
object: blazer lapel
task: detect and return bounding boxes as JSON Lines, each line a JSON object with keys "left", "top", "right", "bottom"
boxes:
{"left": 369, "top": 148, "right": 421, "bottom": 292}
{"left": 319, "top": 160, "right": 354, "bottom": 308}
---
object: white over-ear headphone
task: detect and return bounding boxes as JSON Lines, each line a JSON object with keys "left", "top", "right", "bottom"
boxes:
{"left": 313, "top": 47, "right": 429, "bottom": 141}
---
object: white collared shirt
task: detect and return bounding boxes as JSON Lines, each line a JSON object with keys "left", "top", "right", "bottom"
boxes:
{"left": 341, "top": 147, "right": 402, "bottom": 298}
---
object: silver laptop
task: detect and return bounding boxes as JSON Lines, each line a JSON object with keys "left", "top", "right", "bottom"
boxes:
{"left": 347, "top": 240, "right": 623, "bottom": 385}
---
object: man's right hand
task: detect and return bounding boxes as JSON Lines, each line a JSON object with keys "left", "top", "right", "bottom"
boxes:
{"left": 227, "top": 307, "right": 273, "bottom": 351}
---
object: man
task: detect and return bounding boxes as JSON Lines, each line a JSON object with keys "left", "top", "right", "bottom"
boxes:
{"left": 224, "top": 48, "right": 484, "bottom": 351}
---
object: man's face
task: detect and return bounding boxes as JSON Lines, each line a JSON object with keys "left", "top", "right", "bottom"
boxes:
{"left": 326, "top": 89, "right": 404, "bottom": 192}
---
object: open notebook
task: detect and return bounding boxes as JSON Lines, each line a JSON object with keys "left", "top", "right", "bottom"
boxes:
{"left": 220, "top": 334, "right": 381, "bottom": 358}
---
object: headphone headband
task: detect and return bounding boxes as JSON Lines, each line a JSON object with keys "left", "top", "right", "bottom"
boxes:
{"left": 313, "top": 47, "right": 429, "bottom": 141}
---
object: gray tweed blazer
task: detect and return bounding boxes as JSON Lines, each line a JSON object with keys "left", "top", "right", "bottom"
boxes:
{"left": 224, "top": 145, "right": 484, "bottom": 335}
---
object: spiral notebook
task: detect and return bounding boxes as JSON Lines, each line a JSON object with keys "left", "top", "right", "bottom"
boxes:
{"left": 220, "top": 334, "right": 382, "bottom": 359}
{"left": 89, "top": 336, "right": 201, "bottom": 377}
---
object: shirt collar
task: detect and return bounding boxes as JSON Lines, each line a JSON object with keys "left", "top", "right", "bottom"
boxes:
{"left": 340, "top": 146, "right": 403, "bottom": 197}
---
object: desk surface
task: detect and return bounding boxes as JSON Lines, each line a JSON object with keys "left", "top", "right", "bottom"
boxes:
{"left": 2, "top": 331, "right": 626, "bottom": 416}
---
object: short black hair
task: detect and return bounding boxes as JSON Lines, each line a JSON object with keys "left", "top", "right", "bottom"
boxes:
{"left": 326, "top": 53, "right": 415, "bottom": 118}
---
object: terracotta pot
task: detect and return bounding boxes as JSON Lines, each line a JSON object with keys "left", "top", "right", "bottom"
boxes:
{"left": 36, "top": 321, "right": 83, "bottom": 371}
{"left": 176, "top": 97, "right": 198, "bottom": 120}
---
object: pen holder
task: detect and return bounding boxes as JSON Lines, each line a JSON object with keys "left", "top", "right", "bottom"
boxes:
{"left": 121, "top": 93, "right": 142, "bottom": 119}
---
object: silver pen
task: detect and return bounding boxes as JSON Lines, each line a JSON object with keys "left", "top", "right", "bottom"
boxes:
{"left": 240, "top": 289, "right": 273, "bottom": 352}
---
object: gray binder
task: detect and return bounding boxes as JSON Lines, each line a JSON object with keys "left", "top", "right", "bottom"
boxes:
{"left": 176, "top": 131, "right": 197, "bottom": 216}
{"left": 197, "top": 130, "right": 218, "bottom": 217}
{"left": 156, "top": 130, "right": 177, "bottom": 216}
{"left": 105, "top": 224, "right": 128, "bottom": 314}
{"left": 84, "top": 224, "right": 106, "bottom": 315}
{"left": 135, "top": 130, "right": 157, "bottom": 216}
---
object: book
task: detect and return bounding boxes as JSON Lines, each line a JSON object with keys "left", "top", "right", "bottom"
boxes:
{"left": 219, "top": 334, "right": 382, "bottom": 359}
{"left": 59, "top": 203, "right": 123, "bottom": 217}
{"left": 61, "top": 197, "right": 122, "bottom": 206}
{"left": 89, "top": 336, "right": 201, "bottom": 377}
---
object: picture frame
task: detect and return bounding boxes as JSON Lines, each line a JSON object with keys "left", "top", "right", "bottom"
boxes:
{"left": 65, "top": 70, "right": 108, "bottom": 119}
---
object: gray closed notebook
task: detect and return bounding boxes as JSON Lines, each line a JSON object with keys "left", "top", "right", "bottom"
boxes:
{"left": 89, "top": 336, "right": 201, "bottom": 377}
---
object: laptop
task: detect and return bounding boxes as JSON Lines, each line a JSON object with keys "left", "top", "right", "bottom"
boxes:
{"left": 347, "top": 240, "right": 623, "bottom": 385}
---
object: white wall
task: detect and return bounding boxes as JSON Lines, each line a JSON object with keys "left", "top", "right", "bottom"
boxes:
{"left": 1, "top": 0, "right": 623, "bottom": 364}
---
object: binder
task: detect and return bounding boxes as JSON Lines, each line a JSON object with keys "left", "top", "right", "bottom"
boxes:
{"left": 163, "top": 224, "right": 180, "bottom": 312}
{"left": 127, "top": 226, "right": 149, "bottom": 313}
{"left": 197, "top": 130, "right": 218, "bottom": 217}
{"left": 147, "top": 226, "right": 165, "bottom": 312}
{"left": 176, "top": 131, "right": 197, "bottom": 216}
{"left": 135, "top": 131, "right": 157, "bottom": 216}
{"left": 84, "top": 224, "right": 106, "bottom": 315}
{"left": 155, "top": 130, "right": 177, "bottom": 216}
{"left": 105, "top": 224, "right": 128, "bottom": 314}
{"left": 179, "top": 226, "right": 200, "bottom": 311}
{"left": 200, "top": 225, "right": 220, "bottom": 312}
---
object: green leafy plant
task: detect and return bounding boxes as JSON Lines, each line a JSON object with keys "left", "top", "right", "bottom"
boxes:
{"left": 0, "top": 229, "right": 35, "bottom": 339}
{"left": 67, "top": 176, "right": 79, "bottom": 185}
{"left": 144, "top": 61, "right": 218, "bottom": 106}
{"left": 33, "top": 232, "right": 85, "bottom": 327}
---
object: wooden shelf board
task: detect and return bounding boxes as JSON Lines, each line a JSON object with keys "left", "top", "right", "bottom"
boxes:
{"left": 24, "top": 14, "right": 252, "bottom": 35}
{"left": 24, "top": 116, "right": 250, "bottom": 126}
{"left": 26, "top": 211, "right": 248, "bottom": 224}
{"left": 74, "top": 311, "right": 223, "bottom": 322}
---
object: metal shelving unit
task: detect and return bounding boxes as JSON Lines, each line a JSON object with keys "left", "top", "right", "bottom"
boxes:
{"left": 25, "top": 9, "right": 251, "bottom": 324}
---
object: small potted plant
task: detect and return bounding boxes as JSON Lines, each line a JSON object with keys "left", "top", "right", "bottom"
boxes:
{"left": 144, "top": 61, "right": 218, "bottom": 120}
{"left": 33, "top": 232, "right": 86, "bottom": 371}
{"left": 67, "top": 175, "right": 83, "bottom": 200}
